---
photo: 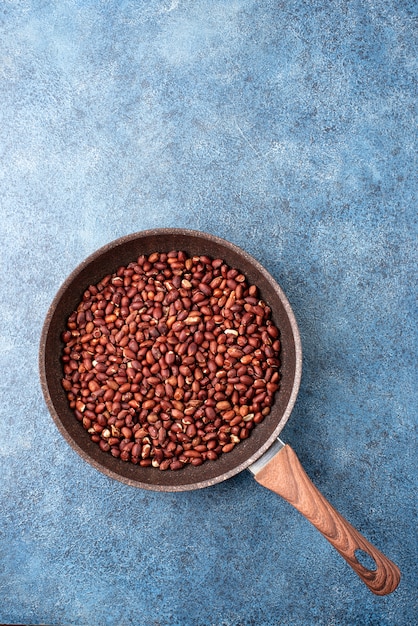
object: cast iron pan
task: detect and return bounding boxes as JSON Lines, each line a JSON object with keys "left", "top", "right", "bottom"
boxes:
{"left": 39, "top": 229, "right": 400, "bottom": 595}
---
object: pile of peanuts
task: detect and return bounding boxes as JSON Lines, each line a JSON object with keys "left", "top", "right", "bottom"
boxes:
{"left": 61, "top": 251, "right": 281, "bottom": 471}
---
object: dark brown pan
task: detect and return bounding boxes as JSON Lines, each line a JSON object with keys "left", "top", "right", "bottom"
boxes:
{"left": 39, "top": 229, "right": 400, "bottom": 595}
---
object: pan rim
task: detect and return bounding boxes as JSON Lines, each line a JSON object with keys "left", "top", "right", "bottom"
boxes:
{"left": 39, "top": 228, "right": 302, "bottom": 491}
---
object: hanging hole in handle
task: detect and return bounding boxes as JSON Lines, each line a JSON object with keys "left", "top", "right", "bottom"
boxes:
{"left": 355, "top": 549, "right": 377, "bottom": 571}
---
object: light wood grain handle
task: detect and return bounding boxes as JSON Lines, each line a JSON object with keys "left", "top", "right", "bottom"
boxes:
{"left": 254, "top": 444, "right": 400, "bottom": 595}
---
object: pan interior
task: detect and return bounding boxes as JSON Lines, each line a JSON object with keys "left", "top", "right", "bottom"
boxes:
{"left": 40, "top": 229, "right": 301, "bottom": 491}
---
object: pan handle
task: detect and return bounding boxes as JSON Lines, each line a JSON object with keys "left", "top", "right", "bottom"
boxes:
{"left": 253, "top": 443, "right": 401, "bottom": 595}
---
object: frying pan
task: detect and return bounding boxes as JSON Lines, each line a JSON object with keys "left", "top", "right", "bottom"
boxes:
{"left": 39, "top": 228, "right": 400, "bottom": 595}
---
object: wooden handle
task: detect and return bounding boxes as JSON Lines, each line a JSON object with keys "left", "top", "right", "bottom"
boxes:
{"left": 254, "top": 444, "right": 400, "bottom": 595}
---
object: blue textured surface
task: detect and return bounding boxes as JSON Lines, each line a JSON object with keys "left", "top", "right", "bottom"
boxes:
{"left": 0, "top": 1, "right": 417, "bottom": 625}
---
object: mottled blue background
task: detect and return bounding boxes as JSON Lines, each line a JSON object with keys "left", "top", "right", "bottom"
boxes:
{"left": 0, "top": 1, "right": 416, "bottom": 625}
